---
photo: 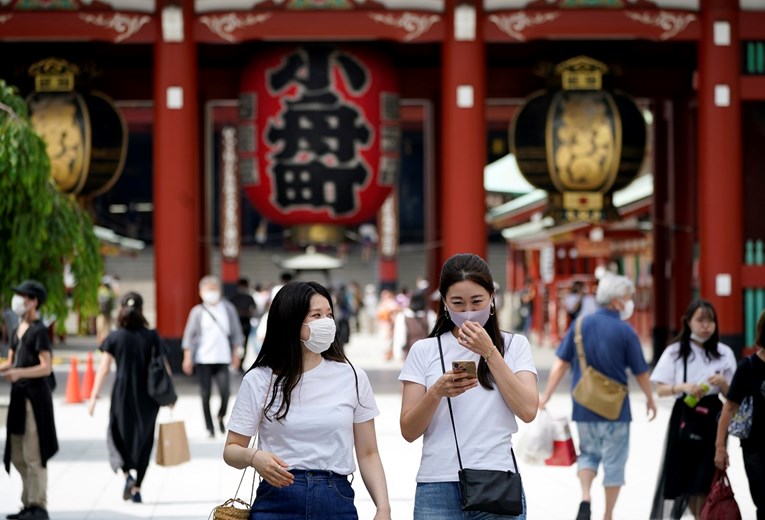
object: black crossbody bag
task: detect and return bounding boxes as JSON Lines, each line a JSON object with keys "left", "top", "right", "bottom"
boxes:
{"left": 437, "top": 335, "right": 523, "bottom": 516}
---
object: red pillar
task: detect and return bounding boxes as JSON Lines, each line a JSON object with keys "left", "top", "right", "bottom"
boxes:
{"left": 698, "top": 0, "right": 743, "bottom": 348}
{"left": 671, "top": 96, "right": 696, "bottom": 331}
{"left": 153, "top": 0, "right": 200, "bottom": 338}
{"left": 652, "top": 98, "right": 671, "bottom": 361}
{"left": 440, "top": 0, "right": 486, "bottom": 263}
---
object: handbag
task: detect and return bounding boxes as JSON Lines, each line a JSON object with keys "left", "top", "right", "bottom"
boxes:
{"left": 437, "top": 336, "right": 523, "bottom": 516}
{"left": 700, "top": 469, "right": 742, "bottom": 520}
{"left": 727, "top": 395, "right": 753, "bottom": 439}
{"left": 570, "top": 317, "right": 628, "bottom": 420}
{"left": 210, "top": 375, "right": 273, "bottom": 520}
{"left": 147, "top": 331, "right": 177, "bottom": 407}
{"left": 728, "top": 357, "right": 754, "bottom": 439}
{"left": 676, "top": 356, "right": 720, "bottom": 442}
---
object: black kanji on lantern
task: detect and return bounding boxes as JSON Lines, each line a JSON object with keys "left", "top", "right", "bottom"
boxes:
{"left": 266, "top": 45, "right": 372, "bottom": 216}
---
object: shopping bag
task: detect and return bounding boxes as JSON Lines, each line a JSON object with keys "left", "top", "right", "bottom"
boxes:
{"left": 544, "top": 415, "right": 577, "bottom": 466}
{"left": 519, "top": 409, "right": 554, "bottom": 464}
{"left": 156, "top": 420, "right": 191, "bottom": 466}
{"left": 700, "top": 469, "right": 741, "bottom": 520}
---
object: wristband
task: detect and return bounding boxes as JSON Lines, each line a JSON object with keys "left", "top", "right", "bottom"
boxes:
{"left": 484, "top": 349, "right": 495, "bottom": 362}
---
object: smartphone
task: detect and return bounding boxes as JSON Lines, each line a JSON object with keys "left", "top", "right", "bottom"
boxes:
{"left": 452, "top": 360, "right": 477, "bottom": 379}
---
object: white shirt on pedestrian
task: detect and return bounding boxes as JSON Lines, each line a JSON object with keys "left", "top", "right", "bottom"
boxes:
{"left": 650, "top": 341, "right": 737, "bottom": 396}
{"left": 399, "top": 332, "right": 537, "bottom": 483}
{"left": 196, "top": 303, "right": 232, "bottom": 364}
{"left": 228, "top": 359, "right": 379, "bottom": 475}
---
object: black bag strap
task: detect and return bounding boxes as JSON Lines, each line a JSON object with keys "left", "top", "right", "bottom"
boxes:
{"left": 202, "top": 304, "right": 230, "bottom": 339}
{"left": 437, "top": 335, "right": 519, "bottom": 474}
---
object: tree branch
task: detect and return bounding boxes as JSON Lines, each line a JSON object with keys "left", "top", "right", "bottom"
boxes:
{"left": 0, "top": 101, "right": 20, "bottom": 122}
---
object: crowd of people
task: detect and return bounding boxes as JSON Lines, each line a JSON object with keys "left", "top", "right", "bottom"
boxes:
{"left": 2, "top": 255, "right": 764, "bottom": 520}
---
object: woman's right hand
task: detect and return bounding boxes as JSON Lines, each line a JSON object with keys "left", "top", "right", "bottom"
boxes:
{"left": 431, "top": 370, "right": 478, "bottom": 399}
{"left": 251, "top": 450, "right": 294, "bottom": 488}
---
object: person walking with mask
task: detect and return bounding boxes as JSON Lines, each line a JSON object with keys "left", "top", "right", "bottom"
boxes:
{"left": 649, "top": 299, "right": 737, "bottom": 520}
{"left": 182, "top": 275, "right": 244, "bottom": 438}
{"left": 87, "top": 292, "right": 174, "bottom": 504}
{"left": 399, "top": 253, "right": 538, "bottom": 519}
{"left": 223, "top": 281, "right": 392, "bottom": 519}
{"left": 539, "top": 273, "right": 657, "bottom": 520}
{"left": 1, "top": 280, "right": 58, "bottom": 520}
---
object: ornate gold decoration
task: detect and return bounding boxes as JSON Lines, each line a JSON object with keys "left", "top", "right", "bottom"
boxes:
{"left": 28, "top": 94, "right": 88, "bottom": 193}
{"left": 555, "top": 56, "right": 609, "bottom": 91}
{"left": 78, "top": 13, "right": 151, "bottom": 42}
{"left": 292, "top": 224, "right": 345, "bottom": 245}
{"left": 488, "top": 12, "right": 560, "bottom": 42}
{"left": 199, "top": 13, "right": 272, "bottom": 43}
{"left": 28, "top": 58, "right": 79, "bottom": 92}
{"left": 545, "top": 91, "right": 621, "bottom": 197}
{"left": 368, "top": 12, "right": 440, "bottom": 41}
{"left": 624, "top": 11, "right": 696, "bottom": 41}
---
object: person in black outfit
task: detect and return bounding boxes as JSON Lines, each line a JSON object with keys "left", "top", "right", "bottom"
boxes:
{"left": 1, "top": 280, "right": 58, "bottom": 520}
{"left": 229, "top": 278, "right": 256, "bottom": 369}
{"left": 87, "top": 292, "right": 172, "bottom": 504}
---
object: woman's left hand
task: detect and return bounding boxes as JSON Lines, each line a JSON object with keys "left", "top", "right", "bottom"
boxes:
{"left": 457, "top": 321, "right": 494, "bottom": 358}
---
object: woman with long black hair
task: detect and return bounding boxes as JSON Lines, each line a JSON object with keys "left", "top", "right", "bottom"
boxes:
{"left": 223, "top": 281, "right": 391, "bottom": 519}
{"left": 649, "top": 299, "right": 738, "bottom": 519}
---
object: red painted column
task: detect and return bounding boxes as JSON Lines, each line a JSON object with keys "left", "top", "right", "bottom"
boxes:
{"left": 698, "top": 0, "right": 743, "bottom": 349}
{"left": 671, "top": 97, "right": 696, "bottom": 331}
{"left": 153, "top": 0, "right": 200, "bottom": 338}
{"left": 440, "top": 0, "right": 486, "bottom": 263}
{"left": 652, "top": 98, "right": 671, "bottom": 362}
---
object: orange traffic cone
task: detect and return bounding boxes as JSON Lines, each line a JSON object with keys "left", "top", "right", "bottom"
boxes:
{"left": 65, "top": 357, "right": 82, "bottom": 404}
{"left": 81, "top": 352, "right": 95, "bottom": 400}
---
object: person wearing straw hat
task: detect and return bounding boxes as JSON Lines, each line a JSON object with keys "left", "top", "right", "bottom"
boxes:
{"left": 1, "top": 280, "right": 58, "bottom": 520}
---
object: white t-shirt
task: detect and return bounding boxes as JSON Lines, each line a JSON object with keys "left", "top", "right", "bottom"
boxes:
{"left": 398, "top": 331, "right": 537, "bottom": 483}
{"left": 196, "top": 303, "right": 232, "bottom": 364}
{"left": 228, "top": 359, "right": 379, "bottom": 475}
{"left": 650, "top": 341, "right": 738, "bottom": 396}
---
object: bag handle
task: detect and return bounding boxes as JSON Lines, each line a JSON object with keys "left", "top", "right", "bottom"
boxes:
{"left": 437, "top": 335, "right": 519, "bottom": 474}
{"left": 573, "top": 317, "right": 588, "bottom": 370}
{"left": 232, "top": 373, "right": 274, "bottom": 505}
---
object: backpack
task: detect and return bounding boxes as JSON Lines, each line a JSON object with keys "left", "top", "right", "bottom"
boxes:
{"left": 404, "top": 315, "right": 429, "bottom": 352}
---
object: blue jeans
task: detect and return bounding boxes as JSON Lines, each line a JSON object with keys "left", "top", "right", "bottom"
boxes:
{"left": 250, "top": 470, "right": 357, "bottom": 519}
{"left": 414, "top": 481, "right": 527, "bottom": 520}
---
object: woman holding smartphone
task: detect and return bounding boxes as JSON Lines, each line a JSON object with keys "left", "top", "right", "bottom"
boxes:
{"left": 399, "top": 253, "right": 539, "bottom": 519}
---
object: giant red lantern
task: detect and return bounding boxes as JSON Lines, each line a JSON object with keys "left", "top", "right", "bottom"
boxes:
{"left": 239, "top": 44, "right": 400, "bottom": 242}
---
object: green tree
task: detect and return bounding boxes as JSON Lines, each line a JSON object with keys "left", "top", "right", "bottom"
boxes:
{"left": 0, "top": 79, "right": 102, "bottom": 331}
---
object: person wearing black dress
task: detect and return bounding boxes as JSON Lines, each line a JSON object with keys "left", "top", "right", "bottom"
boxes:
{"left": 88, "top": 291, "right": 173, "bottom": 503}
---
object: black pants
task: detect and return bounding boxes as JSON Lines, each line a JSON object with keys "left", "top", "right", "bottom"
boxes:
{"left": 743, "top": 447, "right": 765, "bottom": 520}
{"left": 196, "top": 364, "right": 230, "bottom": 434}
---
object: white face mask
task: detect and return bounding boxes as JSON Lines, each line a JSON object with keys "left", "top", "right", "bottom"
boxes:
{"left": 445, "top": 299, "right": 493, "bottom": 328}
{"left": 11, "top": 294, "right": 28, "bottom": 316}
{"left": 201, "top": 290, "right": 221, "bottom": 305}
{"left": 302, "top": 317, "right": 336, "bottom": 354}
{"left": 620, "top": 299, "right": 635, "bottom": 321}
{"left": 690, "top": 333, "right": 712, "bottom": 344}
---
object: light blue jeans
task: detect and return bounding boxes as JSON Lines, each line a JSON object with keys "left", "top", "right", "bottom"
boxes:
{"left": 414, "top": 481, "right": 527, "bottom": 520}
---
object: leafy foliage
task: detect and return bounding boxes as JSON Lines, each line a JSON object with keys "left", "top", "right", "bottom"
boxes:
{"left": 0, "top": 79, "right": 102, "bottom": 330}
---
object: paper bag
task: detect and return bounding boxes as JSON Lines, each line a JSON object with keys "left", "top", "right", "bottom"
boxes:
{"left": 156, "top": 421, "right": 191, "bottom": 466}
